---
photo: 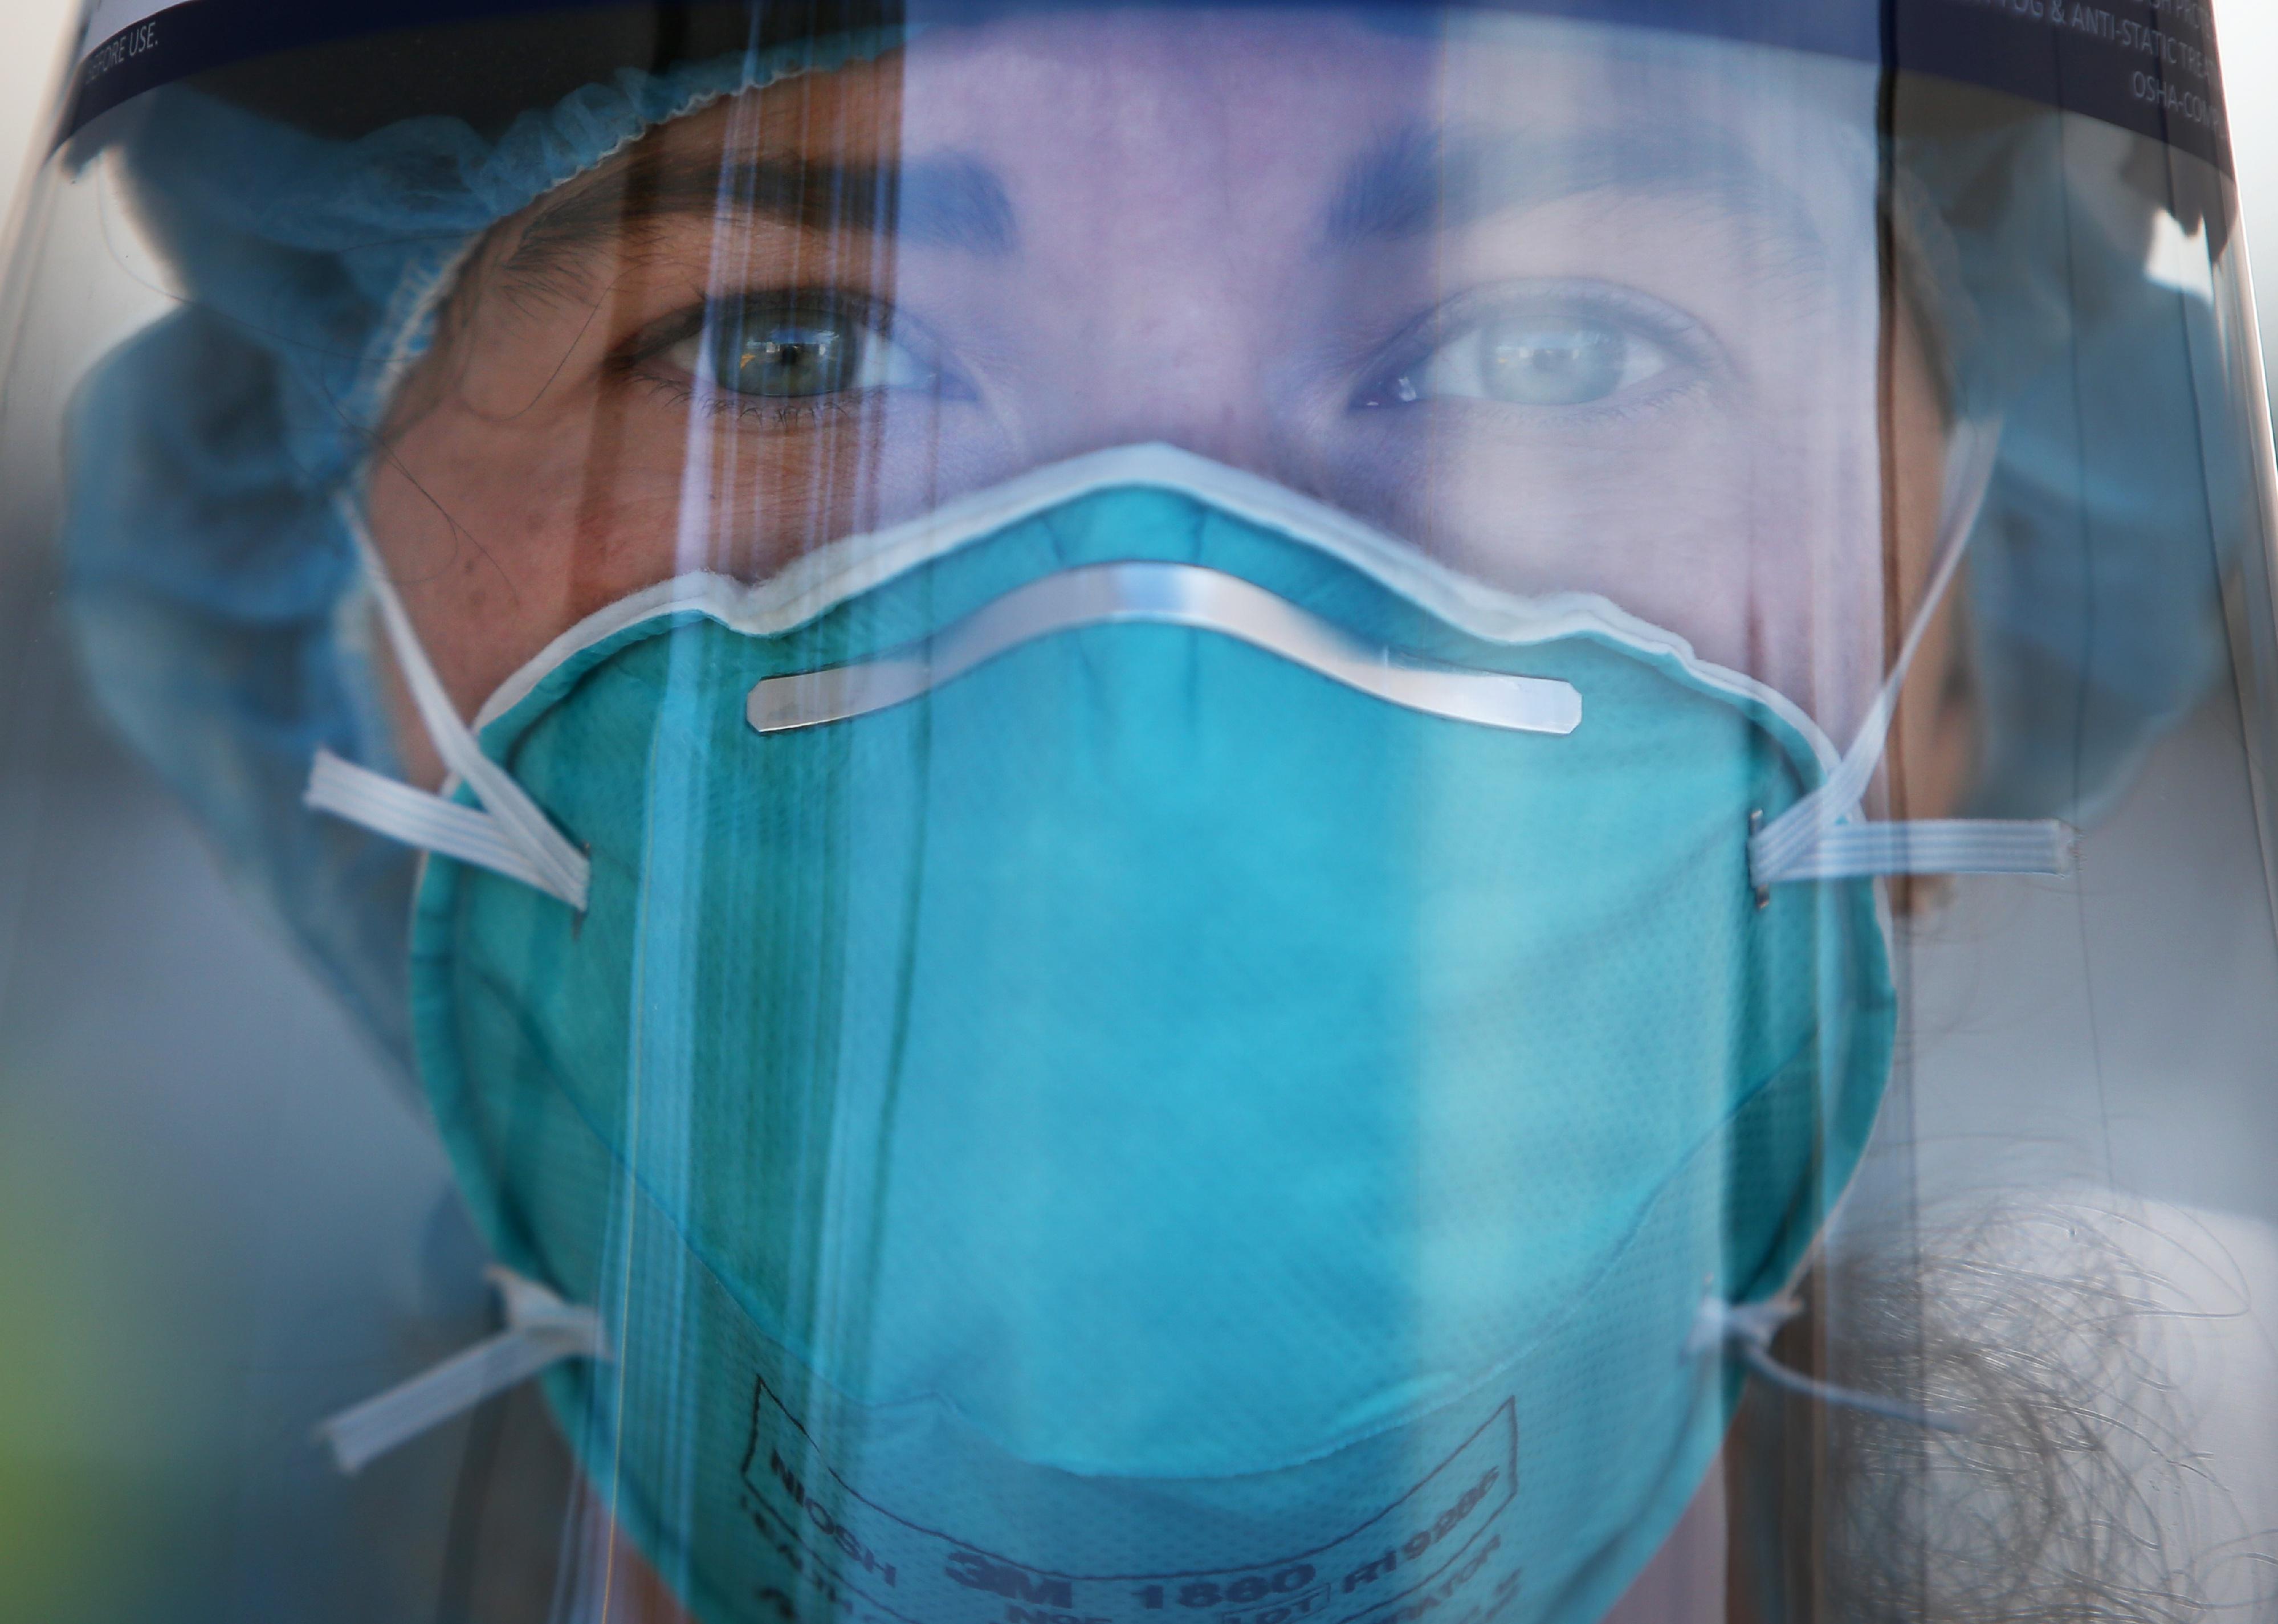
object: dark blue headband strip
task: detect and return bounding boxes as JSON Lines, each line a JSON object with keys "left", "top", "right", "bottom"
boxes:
{"left": 60, "top": 0, "right": 2232, "bottom": 173}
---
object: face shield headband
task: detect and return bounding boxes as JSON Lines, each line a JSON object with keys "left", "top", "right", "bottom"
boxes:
{"left": 299, "top": 433, "right": 2060, "bottom": 1624}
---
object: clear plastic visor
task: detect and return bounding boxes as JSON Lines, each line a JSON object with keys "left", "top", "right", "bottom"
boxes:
{"left": 5, "top": 6, "right": 2278, "bottom": 1624}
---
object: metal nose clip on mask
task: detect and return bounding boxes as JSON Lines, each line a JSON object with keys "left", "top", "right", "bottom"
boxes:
{"left": 308, "top": 442, "right": 2059, "bottom": 1624}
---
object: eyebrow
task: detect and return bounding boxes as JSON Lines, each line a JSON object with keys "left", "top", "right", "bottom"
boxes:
{"left": 506, "top": 148, "right": 1017, "bottom": 279}
{"left": 1322, "top": 123, "right": 1825, "bottom": 254}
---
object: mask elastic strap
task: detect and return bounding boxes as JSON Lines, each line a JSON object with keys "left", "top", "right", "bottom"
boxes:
{"left": 303, "top": 495, "right": 590, "bottom": 909}
{"left": 1690, "top": 1296, "right": 1972, "bottom": 1434}
{"left": 1749, "top": 421, "right": 2074, "bottom": 889}
{"left": 316, "top": 1267, "right": 609, "bottom": 1473}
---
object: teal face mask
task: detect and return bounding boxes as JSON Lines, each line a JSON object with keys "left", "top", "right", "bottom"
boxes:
{"left": 309, "top": 446, "right": 2052, "bottom": 1624}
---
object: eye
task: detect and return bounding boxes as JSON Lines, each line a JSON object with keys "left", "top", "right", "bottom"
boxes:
{"left": 1367, "top": 308, "right": 1672, "bottom": 410}
{"left": 663, "top": 295, "right": 938, "bottom": 399}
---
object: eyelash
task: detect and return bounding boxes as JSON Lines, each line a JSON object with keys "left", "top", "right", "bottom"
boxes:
{"left": 625, "top": 373, "right": 869, "bottom": 428}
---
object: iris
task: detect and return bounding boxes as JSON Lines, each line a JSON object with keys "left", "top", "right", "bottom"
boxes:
{"left": 711, "top": 300, "right": 866, "bottom": 397}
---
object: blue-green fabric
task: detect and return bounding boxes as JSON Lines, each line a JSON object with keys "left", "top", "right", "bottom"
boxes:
{"left": 410, "top": 485, "right": 1894, "bottom": 1624}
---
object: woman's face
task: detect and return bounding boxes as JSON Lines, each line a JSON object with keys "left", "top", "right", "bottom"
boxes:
{"left": 355, "top": 20, "right": 1969, "bottom": 1612}
{"left": 369, "top": 8, "right": 1966, "bottom": 811}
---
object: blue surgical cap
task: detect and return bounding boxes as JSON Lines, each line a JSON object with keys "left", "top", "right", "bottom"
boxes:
{"left": 59, "top": 42, "right": 2246, "bottom": 1065}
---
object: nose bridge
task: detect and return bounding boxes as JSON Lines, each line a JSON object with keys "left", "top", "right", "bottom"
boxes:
{"left": 1030, "top": 208, "right": 1295, "bottom": 470}
{"left": 985, "top": 48, "right": 1309, "bottom": 472}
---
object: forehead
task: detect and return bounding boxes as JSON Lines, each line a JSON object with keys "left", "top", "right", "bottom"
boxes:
{"left": 626, "top": 10, "right": 1881, "bottom": 232}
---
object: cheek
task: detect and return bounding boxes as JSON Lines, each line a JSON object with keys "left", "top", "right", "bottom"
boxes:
{"left": 1423, "top": 422, "right": 1764, "bottom": 644}
{"left": 1343, "top": 391, "right": 1894, "bottom": 745}
{"left": 368, "top": 385, "right": 691, "bottom": 717}
{"left": 1738, "top": 394, "right": 1894, "bottom": 737}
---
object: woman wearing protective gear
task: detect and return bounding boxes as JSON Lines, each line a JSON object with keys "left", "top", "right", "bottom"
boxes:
{"left": 7, "top": 2, "right": 2275, "bottom": 1622}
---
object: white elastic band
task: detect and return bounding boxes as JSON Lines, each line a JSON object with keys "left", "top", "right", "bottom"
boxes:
{"left": 316, "top": 1267, "right": 608, "bottom": 1475}
{"left": 1761, "top": 817, "right": 2073, "bottom": 883}
{"left": 305, "top": 749, "right": 574, "bottom": 898}
{"left": 1751, "top": 422, "right": 2072, "bottom": 887}
{"left": 1691, "top": 1296, "right": 1972, "bottom": 1434}
{"left": 305, "top": 497, "right": 590, "bottom": 910}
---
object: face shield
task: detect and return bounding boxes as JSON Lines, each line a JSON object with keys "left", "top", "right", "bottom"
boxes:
{"left": 5, "top": 2, "right": 2277, "bottom": 1621}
